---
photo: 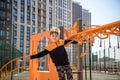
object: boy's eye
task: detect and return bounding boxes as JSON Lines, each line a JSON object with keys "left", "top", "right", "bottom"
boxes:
{"left": 52, "top": 35, "right": 58, "bottom": 37}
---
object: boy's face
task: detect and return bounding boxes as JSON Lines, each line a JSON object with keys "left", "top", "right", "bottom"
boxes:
{"left": 50, "top": 33, "right": 60, "bottom": 42}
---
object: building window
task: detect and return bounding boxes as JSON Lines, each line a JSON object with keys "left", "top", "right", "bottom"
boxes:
{"left": 49, "top": 13, "right": 52, "bottom": 19}
{"left": 0, "top": 21, "right": 5, "bottom": 27}
{"left": 7, "top": 17, "right": 10, "bottom": 22}
{"left": 49, "top": 0, "right": 52, "bottom": 5}
{"left": 20, "top": 47, "right": 24, "bottom": 53}
{"left": 27, "top": 27, "right": 30, "bottom": 33}
{"left": 58, "top": 0, "right": 62, "bottom": 7}
{"left": 49, "top": 19, "right": 52, "bottom": 24}
{"left": 43, "top": 11, "right": 46, "bottom": 16}
{"left": 7, "top": 0, "right": 10, "bottom": 2}
{"left": 27, "top": 20, "right": 30, "bottom": 25}
{"left": 32, "top": 27, "right": 35, "bottom": 33}
{"left": 6, "top": 22, "right": 10, "bottom": 28}
{"left": 38, "top": 23, "right": 41, "bottom": 26}
{"left": 7, "top": 3, "right": 10, "bottom": 10}
{"left": 0, "top": 30, "right": 4, "bottom": 36}
{"left": 27, "top": 13, "right": 30, "bottom": 18}
{"left": 32, "top": 1, "right": 35, "bottom": 6}
{"left": 13, "top": 1, "right": 17, "bottom": 7}
{"left": 21, "top": 16, "right": 24, "bottom": 23}
{"left": 49, "top": 7, "right": 52, "bottom": 13}
{"left": 32, "top": 20, "right": 35, "bottom": 26}
{"left": 21, "top": 0, "right": 25, "bottom": 23}
{"left": 27, "top": 0, "right": 31, "bottom": 6}
{"left": 27, "top": 6, "right": 30, "bottom": 12}
{"left": 38, "top": 10, "right": 41, "bottom": 14}
{"left": 20, "top": 25, "right": 24, "bottom": 33}
{"left": 13, "top": 24, "right": 17, "bottom": 30}
{"left": 32, "top": 7, "right": 35, "bottom": 12}
{"left": 26, "top": 47, "right": 30, "bottom": 53}
{"left": 58, "top": 8, "right": 62, "bottom": 20}
{"left": 38, "top": 16, "right": 41, "bottom": 20}
{"left": 43, "top": 0, "right": 46, "bottom": 3}
{"left": 43, "top": 5, "right": 46, "bottom": 9}
{"left": 42, "top": 23, "right": 46, "bottom": 28}
{"left": 43, "top": 18, "right": 46, "bottom": 22}
{"left": 38, "top": 4, "right": 41, "bottom": 8}
{"left": 49, "top": 24, "right": 52, "bottom": 30}
{"left": 13, "top": 8, "right": 17, "bottom": 14}
{"left": 32, "top": 14, "right": 35, "bottom": 19}
{"left": 13, "top": 16, "right": 17, "bottom": 22}
{"left": 67, "top": 0, "right": 71, "bottom": 9}
{"left": 0, "top": 1, "right": 5, "bottom": 8}
{"left": 0, "top": 11, "right": 5, "bottom": 19}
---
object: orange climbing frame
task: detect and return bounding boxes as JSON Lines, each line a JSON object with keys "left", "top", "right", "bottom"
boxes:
{"left": 29, "top": 20, "right": 120, "bottom": 80}
{"left": 0, "top": 20, "right": 119, "bottom": 80}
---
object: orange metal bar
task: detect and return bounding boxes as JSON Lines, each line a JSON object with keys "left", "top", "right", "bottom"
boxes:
{"left": 0, "top": 56, "right": 29, "bottom": 80}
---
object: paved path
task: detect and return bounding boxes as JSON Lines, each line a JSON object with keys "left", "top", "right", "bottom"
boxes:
{"left": 83, "top": 71, "right": 120, "bottom": 80}
{"left": 6, "top": 71, "right": 120, "bottom": 80}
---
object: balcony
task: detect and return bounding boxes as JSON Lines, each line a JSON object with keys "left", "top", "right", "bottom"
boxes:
{"left": 38, "top": 1, "right": 46, "bottom": 6}
{"left": 38, "top": 20, "right": 46, "bottom": 24}
{"left": 38, "top": 14, "right": 46, "bottom": 18}
{"left": 38, "top": 7, "right": 46, "bottom": 12}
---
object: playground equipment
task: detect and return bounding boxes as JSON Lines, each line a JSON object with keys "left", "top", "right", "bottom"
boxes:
{"left": 0, "top": 20, "right": 120, "bottom": 80}
{"left": 0, "top": 56, "right": 29, "bottom": 80}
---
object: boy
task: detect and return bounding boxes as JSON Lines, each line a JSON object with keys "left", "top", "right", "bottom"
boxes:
{"left": 29, "top": 27, "right": 77, "bottom": 80}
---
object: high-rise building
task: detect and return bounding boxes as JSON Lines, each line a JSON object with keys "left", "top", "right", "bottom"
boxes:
{"left": 72, "top": 2, "right": 82, "bottom": 23}
{"left": 0, "top": 0, "right": 12, "bottom": 67}
{"left": 0, "top": 0, "right": 22, "bottom": 68}
{"left": 0, "top": 0, "right": 12, "bottom": 44}
{"left": 48, "top": 0, "right": 73, "bottom": 64}
{"left": 82, "top": 9, "right": 91, "bottom": 26}
{"left": 54, "top": 0, "right": 72, "bottom": 28}
{"left": 72, "top": 2, "right": 82, "bottom": 67}
{"left": 12, "top": 0, "right": 47, "bottom": 55}
{"left": 72, "top": 2, "right": 91, "bottom": 67}
{"left": 12, "top": 0, "right": 48, "bottom": 69}
{"left": 11, "top": 0, "right": 72, "bottom": 69}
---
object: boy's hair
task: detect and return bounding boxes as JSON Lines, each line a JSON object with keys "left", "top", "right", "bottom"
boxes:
{"left": 50, "top": 27, "right": 60, "bottom": 35}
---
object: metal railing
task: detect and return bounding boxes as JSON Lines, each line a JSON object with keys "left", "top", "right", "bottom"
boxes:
{"left": 0, "top": 56, "right": 29, "bottom": 80}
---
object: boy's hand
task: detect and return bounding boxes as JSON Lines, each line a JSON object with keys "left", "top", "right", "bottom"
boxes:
{"left": 24, "top": 55, "right": 30, "bottom": 60}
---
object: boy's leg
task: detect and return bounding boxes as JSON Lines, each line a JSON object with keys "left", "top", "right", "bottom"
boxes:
{"left": 56, "top": 66, "right": 66, "bottom": 80}
{"left": 64, "top": 65, "right": 73, "bottom": 80}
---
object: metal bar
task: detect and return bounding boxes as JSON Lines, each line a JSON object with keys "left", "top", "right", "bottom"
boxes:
{"left": 104, "top": 40, "right": 106, "bottom": 73}
{"left": 96, "top": 52, "right": 97, "bottom": 70}
{"left": 89, "top": 42, "right": 92, "bottom": 80}
{"left": 77, "top": 20, "right": 83, "bottom": 80}
{"left": 92, "top": 53, "right": 94, "bottom": 71}
{"left": 114, "top": 46, "right": 116, "bottom": 60}
{"left": 84, "top": 54, "right": 87, "bottom": 80}
{"left": 99, "top": 50, "right": 101, "bottom": 72}
{"left": 84, "top": 43, "right": 87, "bottom": 80}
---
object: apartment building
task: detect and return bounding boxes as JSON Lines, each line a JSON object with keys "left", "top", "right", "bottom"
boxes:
{"left": 72, "top": 1, "right": 82, "bottom": 66}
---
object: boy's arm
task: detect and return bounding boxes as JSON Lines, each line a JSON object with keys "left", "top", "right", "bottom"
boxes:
{"left": 64, "top": 40, "right": 78, "bottom": 45}
{"left": 64, "top": 40, "right": 78, "bottom": 47}
{"left": 64, "top": 34, "right": 78, "bottom": 45}
{"left": 30, "top": 49, "right": 49, "bottom": 59}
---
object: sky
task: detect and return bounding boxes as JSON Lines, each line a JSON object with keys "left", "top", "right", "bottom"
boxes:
{"left": 73, "top": 0, "right": 120, "bottom": 25}
{"left": 73, "top": 0, "right": 120, "bottom": 59}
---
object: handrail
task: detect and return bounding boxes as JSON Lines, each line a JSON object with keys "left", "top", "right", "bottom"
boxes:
{"left": 0, "top": 56, "right": 29, "bottom": 80}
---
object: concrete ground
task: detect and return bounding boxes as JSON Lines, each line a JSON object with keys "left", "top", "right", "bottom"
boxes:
{"left": 5, "top": 71, "right": 120, "bottom": 80}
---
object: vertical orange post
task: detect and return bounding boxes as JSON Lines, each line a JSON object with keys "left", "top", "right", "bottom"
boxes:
{"left": 29, "top": 33, "right": 59, "bottom": 80}
{"left": 30, "top": 37, "right": 38, "bottom": 80}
